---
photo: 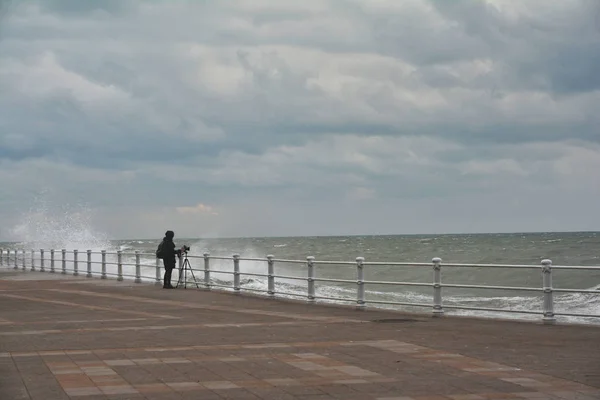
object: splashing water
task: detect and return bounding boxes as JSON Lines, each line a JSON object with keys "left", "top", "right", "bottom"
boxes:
{"left": 10, "top": 200, "right": 111, "bottom": 251}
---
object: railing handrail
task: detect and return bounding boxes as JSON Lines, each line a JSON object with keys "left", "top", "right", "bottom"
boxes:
{"left": 6, "top": 248, "right": 598, "bottom": 270}
{"left": 1, "top": 248, "right": 599, "bottom": 325}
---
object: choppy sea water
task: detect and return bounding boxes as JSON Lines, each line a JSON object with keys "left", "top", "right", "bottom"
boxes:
{"left": 2, "top": 231, "right": 599, "bottom": 325}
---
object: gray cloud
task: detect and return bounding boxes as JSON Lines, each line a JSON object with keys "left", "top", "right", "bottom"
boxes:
{"left": 0, "top": 0, "right": 599, "bottom": 240}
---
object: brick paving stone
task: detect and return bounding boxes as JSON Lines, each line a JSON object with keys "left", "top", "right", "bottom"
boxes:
{"left": 214, "top": 388, "right": 263, "bottom": 399}
{"left": 247, "top": 387, "right": 298, "bottom": 399}
{"left": 376, "top": 397, "right": 416, "bottom": 400}
{"left": 98, "top": 384, "right": 139, "bottom": 395}
{"left": 178, "top": 392, "right": 223, "bottom": 400}
{"left": 1, "top": 388, "right": 31, "bottom": 400}
{"left": 64, "top": 387, "right": 103, "bottom": 396}
{"left": 166, "top": 381, "right": 204, "bottom": 391}
{"left": 316, "top": 383, "right": 360, "bottom": 396}
{"left": 203, "top": 380, "right": 240, "bottom": 390}
{"left": 0, "top": 274, "right": 599, "bottom": 400}
{"left": 281, "top": 385, "right": 328, "bottom": 396}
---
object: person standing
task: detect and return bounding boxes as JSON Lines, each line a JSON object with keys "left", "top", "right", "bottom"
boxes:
{"left": 156, "top": 230, "right": 181, "bottom": 289}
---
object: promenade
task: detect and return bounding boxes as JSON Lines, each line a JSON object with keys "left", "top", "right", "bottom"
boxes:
{"left": 0, "top": 270, "right": 598, "bottom": 400}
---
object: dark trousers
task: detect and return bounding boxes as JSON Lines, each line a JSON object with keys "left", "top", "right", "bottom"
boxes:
{"left": 163, "top": 259, "right": 176, "bottom": 287}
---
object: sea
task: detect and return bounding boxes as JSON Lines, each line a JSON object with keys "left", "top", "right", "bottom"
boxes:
{"left": 1, "top": 212, "right": 599, "bottom": 325}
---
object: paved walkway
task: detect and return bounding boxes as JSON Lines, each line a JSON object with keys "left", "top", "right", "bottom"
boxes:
{"left": 0, "top": 270, "right": 599, "bottom": 400}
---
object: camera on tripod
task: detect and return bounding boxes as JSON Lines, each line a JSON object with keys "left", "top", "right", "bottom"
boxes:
{"left": 176, "top": 245, "right": 199, "bottom": 289}
{"left": 176, "top": 245, "right": 190, "bottom": 259}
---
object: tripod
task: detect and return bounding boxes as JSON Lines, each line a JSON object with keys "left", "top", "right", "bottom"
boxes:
{"left": 176, "top": 253, "right": 199, "bottom": 289}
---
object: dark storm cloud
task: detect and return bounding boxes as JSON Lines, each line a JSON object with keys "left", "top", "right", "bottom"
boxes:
{"left": 0, "top": 0, "right": 598, "bottom": 239}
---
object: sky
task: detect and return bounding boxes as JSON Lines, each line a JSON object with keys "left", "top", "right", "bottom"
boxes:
{"left": 0, "top": 0, "right": 599, "bottom": 240}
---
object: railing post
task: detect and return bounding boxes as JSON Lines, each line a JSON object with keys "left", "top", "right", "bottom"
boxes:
{"left": 203, "top": 252, "right": 211, "bottom": 289}
{"left": 7, "top": 249, "right": 13, "bottom": 270}
{"left": 0, "top": 249, "right": 3, "bottom": 267}
{"left": 233, "top": 254, "right": 240, "bottom": 293}
{"left": 432, "top": 257, "right": 444, "bottom": 317}
{"left": 178, "top": 255, "right": 184, "bottom": 287}
{"left": 50, "top": 249, "right": 55, "bottom": 273}
{"left": 101, "top": 250, "right": 107, "bottom": 279}
{"left": 73, "top": 250, "right": 79, "bottom": 276}
{"left": 155, "top": 257, "right": 161, "bottom": 285}
{"left": 267, "top": 255, "right": 275, "bottom": 296}
{"left": 30, "top": 249, "right": 35, "bottom": 271}
{"left": 40, "top": 249, "right": 45, "bottom": 272}
{"left": 117, "top": 250, "right": 123, "bottom": 281}
{"left": 86, "top": 250, "right": 92, "bottom": 278}
{"left": 22, "top": 249, "right": 26, "bottom": 270}
{"left": 11, "top": 250, "right": 19, "bottom": 269}
{"left": 356, "top": 257, "right": 365, "bottom": 310}
{"left": 135, "top": 251, "right": 142, "bottom": 283}
{"left": 541, "top": 259, "right": 555, "bottom": 324}
{"left": 61, "top": 249, "right": 66, "bottom": 274}
{"left": 307, "top": 256, "right": 315, "bottom": 303}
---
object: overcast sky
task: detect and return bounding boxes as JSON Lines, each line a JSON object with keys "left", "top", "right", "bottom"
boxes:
{"left": 1, "top": 0, "right": 599, "bottom": 240}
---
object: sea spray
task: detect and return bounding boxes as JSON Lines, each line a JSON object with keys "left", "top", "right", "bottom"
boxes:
{"left": 10, "top": 196, "right": 111, "bottom": 251}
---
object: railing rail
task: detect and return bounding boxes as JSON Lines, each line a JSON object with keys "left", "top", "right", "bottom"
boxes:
{"left": 1, "top": 248, "right": 599, "bottom": 324}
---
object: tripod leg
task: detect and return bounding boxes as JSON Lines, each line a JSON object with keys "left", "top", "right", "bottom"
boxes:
{"left": 173, "top": 258, "right": 199, "bottom": 289}
{"left": 175, "top": 266, "right": 182, "bottom": 288}
{"left": 175, "top": 258, "right": 185, "bottom": 289}
{"left": 184, "top": 258, "right": 200, "bottom": 289}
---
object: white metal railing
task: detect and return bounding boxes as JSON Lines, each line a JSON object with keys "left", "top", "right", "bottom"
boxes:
{"left": 1, "top": 248, "right": 599, "bottom": 324}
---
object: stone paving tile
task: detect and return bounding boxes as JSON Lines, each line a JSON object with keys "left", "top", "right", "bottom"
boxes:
{"left": 64, "top": 387, "right": 103, "bottom": 397}
{"left": 200, "top": 380, "right": 239, "bottom": 390}
{"left": 98, "top": 384, "right": 139, "bottom": 395}
{"left": 0, "top": 276, "right": 599, "bottom": 399}
{"left": 165, "top": 381, "right": 203, "bottom": 391}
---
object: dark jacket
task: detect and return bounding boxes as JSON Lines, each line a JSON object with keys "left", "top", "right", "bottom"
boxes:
{"left": 161, "top": 237, "right": 180, "bottom": 262}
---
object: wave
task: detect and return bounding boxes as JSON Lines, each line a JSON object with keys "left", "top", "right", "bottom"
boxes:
{"left": 196, "top": 274, "right": 600, "bottom": 325}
